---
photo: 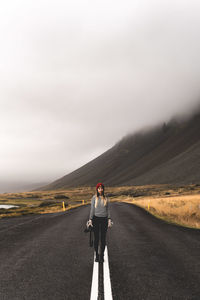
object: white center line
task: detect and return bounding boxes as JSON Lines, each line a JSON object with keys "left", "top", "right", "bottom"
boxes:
{"left": 90, "top": 253, "right": 98, "bottom": 300}
{"left": 104, "top": 246, "right": 113, "bottom": 300}
{"left": 90, "top": 246, "right": 113, "bottom": 300}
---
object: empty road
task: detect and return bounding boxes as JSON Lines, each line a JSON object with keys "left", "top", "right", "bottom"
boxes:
{"left": 0, "top": 202, "right": 199, "bottom": 299}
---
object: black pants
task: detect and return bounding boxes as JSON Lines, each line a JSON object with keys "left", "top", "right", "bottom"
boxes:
{"left": 93, "top": 216, "right": 108, "bottom": 256}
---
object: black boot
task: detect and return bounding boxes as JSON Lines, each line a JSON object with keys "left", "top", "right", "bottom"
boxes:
{"left": 95, "top": 253, "right": 99, "bottom": 262}
{"left": 99, "top": 254, "right": 104, "bottom": 263}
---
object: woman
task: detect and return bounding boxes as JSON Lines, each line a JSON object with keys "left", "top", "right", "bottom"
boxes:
{"left": 88, "top": 182, "right": 112, "bottom": 263}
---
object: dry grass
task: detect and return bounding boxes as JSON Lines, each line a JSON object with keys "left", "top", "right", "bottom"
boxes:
{"left": 123, "top": 194, "right": 200, "bottom": 229}
{"left": 0, "top": 188, "right": 93, "bottom": 218}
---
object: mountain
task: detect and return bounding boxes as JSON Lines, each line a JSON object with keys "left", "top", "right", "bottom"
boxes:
{"left": 38, "top": 110, "right": 200, "bottom": 190}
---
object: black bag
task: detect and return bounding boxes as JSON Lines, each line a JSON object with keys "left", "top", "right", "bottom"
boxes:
{"left": 84, "top": 221, "right": 94, "bottom": 247}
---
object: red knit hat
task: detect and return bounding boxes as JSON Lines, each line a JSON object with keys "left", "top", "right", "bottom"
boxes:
{"left": 96, "top": 182, "right": 104, "bottom": 190}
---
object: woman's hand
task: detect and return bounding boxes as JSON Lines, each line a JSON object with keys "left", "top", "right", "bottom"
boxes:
{"left": 88, "top": 219, "right": 93, "bottom": 227}
{"left": 108, "top": 219, "right": 113, "bottom": 228}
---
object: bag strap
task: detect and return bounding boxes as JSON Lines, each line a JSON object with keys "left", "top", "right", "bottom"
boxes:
{"left": 89, "top": 229, "right": 93, "bottom": 247}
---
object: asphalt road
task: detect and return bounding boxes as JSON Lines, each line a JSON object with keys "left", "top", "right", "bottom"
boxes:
{"left": 0, "top": 202, "right": 199, "bottom": 300}
{"left": 108, "top": 202, "right": 200, "bottom": 300}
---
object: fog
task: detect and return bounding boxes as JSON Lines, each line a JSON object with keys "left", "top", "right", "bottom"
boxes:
{"left": 1, "top": 0, "right": 200, "bottom": 191}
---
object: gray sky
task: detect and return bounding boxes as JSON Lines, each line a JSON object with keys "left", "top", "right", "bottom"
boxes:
{"left": 1, "top": 0, "right": 200, "bottom": 185}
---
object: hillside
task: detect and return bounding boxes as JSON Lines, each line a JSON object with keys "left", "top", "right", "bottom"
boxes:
{"left": 38, "top": 111, "right": 200, "bottom": 190}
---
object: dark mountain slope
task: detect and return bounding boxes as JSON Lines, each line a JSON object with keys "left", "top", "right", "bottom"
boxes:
{"left": 113, "top": 113, "right": 200, "bottom": 185}
{"left": 38, "top": 111, "right": 200, "bottom": 190}
{"left": 129, "top": 139, "right": 200, "bottom": 185}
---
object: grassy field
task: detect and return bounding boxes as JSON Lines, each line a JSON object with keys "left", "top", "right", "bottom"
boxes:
{"left": 123, "top": 194, "right": 200, "bottom": 229}
{"left": 0, "top": 187, "right": 95, "bottom": 218}
{"left": 111, "top": 184, "right": 200, "bottom": 229}
{"left": 0, "top": 184, "right": 200, "bottom": 229}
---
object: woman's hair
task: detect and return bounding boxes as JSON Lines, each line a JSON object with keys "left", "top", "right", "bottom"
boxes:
{"left": 95, "top": 185, "right": 107, "bottom": 207}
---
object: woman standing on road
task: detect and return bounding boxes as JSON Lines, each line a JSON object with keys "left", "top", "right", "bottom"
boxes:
{"left": 88, "top": 183, "right": 112, "bottom": 263}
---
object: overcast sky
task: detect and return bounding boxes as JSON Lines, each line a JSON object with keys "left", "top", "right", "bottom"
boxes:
{"left": 1, "top": 0, "right": 200, "bottom": 187}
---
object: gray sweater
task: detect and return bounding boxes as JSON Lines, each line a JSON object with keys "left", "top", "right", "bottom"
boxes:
{"left": 89, "top": 195, "right": 111, "bottom": 220}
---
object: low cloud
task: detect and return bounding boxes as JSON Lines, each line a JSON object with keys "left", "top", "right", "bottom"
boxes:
{"left": 0, "top": 0, "right": 200, "bottom": 184}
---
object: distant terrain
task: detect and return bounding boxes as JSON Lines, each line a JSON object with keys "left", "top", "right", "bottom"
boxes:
{"left": 1, "top": 184, "right": 200, "bottom": 228}
{"left": 0, "top": 181, "right": 50, "bottom": 193}
{"left": 38, "top": 109, "right": 200, "bottom": 190}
